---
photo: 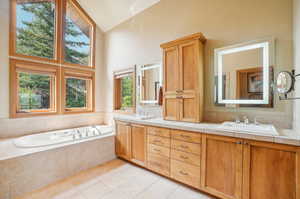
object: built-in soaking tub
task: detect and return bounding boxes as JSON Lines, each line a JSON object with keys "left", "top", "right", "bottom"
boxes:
{"left": 14, "top": 125, "right": 114, "bottom": 148}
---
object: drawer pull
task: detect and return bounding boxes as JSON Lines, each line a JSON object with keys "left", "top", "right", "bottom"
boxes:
{"left": 180, "top": 145, "right": 189, "bottom": 149}
{"left": 153, "top": 148, "right": 161, "bottom": 152}
{"left": 180, "top": 134, "right": 191, "bottom": 138}
{"left": 179, "top": 170, "right": 189, "bottom": 176}
{"left": 180, "top": 155, "right": 188, "bottom": 160}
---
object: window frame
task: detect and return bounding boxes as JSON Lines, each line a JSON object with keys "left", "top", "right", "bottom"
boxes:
{"left": 61, "top": 67, "right": 95, "bottom": 114}
{"left": 9, "top": 0, "right": 62, "bottom": 63}
{"left": 113, "top": 68, "right": 136, "bottom": 114}
{"left": 61, "top": 0, "right": 96, "bottom": 69}
{"left": 9, "top": 0, "right": 96, "bottom": 68}
{"left": 10, "top": 59, "right": 61, "bottom": 118}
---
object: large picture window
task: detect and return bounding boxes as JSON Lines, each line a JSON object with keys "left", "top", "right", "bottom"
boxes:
{"left": 10, "top": 0, "right": 96, "bottom": 118}
{"left": 11, "top": 0, "right": 58, "bottom": 60}
{"left": 10, "top": 0, "right": 95, "bottom": 67}
{"left": 63, "top": 0, "right": 95, "bottom": 67}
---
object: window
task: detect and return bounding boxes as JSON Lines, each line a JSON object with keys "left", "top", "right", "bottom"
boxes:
{"left": 10, "top": 0, "right": 97, "bottom": 118}
{"left": 63, "top": 0, "right": 95, "bottom": 67}
{"left": 10, "top": 0, "right": 96, "bottom": 67}
{"left": 114, "top": 69, "right": 135, "bottom": 112}
{"left": 11, "top": 0, "right": 58, "bottom": 60}
{"left": 10, "top": 59, "right": 60, "bottom": 118}
{"left": 62, "top": 68, "right": 95, "bottom": 113}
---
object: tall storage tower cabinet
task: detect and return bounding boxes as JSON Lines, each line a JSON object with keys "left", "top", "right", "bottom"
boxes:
{"left": 161, "top": 33, "right": 206, "bottom": 123}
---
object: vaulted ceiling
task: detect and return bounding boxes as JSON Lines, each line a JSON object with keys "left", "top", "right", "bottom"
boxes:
{"left": 77, "top": 0, "right": 160, "bottom": 32}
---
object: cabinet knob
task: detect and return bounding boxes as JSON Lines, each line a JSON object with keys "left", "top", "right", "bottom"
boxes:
{"left": 180, "top": 134, "right": 191, "bottom": 138}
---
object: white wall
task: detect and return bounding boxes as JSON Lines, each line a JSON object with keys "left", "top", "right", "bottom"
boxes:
{"left": 0, "top": 0, "right": 106, "bottom": 138}
{"left": 294, "top": 0, "right": 300, "bottom": 130}
{"left": 104, "top": 0, "right": 294, "bottom": 128}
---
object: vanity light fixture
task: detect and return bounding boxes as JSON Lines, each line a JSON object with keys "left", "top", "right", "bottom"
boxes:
{"left": 276, "top": 69, "right": 300, "bottom": 100}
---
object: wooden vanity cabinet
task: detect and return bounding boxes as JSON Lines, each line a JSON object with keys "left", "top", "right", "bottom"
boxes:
{"left": 161, "top": 33, "right": 206, "bottom": 123}
{"left": 131, "top": 124, "right": 147, "bottom": 166}
{"left": 242, "top": 141, "right": 300, "bottom": 199}
{"left": 115, "top": 121, "right": 132, "bottom": 160}
{"left": 201, "top": 135, "right": 243, "bottom": 199}
{"left": 115, "top": 121, "right": 300, "bottom": 199}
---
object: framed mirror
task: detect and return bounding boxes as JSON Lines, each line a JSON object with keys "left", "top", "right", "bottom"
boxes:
{"left": 137, "top": 63, "right": 162, "bottom": 104}
{"left": 214, "top": 38, "right": 275, "bottom": 106}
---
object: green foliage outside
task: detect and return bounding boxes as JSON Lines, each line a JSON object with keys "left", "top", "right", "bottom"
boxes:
{"left": 16, "top": 1, "right": 90, "bottom": 109}
{"left": 121, "top": 77, "right": 133, "bottom": 109}
{"left": 66, "top": 78, "right": 87, "bottom": 108}
{"left": 18, "top": 73, "right": 51, "bottom": 110}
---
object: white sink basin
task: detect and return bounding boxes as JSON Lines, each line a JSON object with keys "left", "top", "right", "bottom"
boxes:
{"left": 219, "top": 122, "right": 278, "bottom": 135}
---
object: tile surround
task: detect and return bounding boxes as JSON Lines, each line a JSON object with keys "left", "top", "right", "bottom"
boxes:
{"left": 0, "top": 137, "right": 115, "bottom": 199}
{"left": 0, "top": 112, "right": 104, "bottom": 139}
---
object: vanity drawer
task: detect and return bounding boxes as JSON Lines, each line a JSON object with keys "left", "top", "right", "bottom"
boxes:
{"left": 171, "top": 150, "right": 200, "bottom": 166}
{"left": 171, "top": 159, "right": 200, "bottom": 189}
{"left": 149, "top": 144, "right": 170, "bottom": 157}
{"left": 171, "top": 139, "right": 201, "bottom": 155}
{"left": 148, "top": 153, "right": 170, "bottom": 176}
{"left": 148, "top": 127, "right": 170, "bottom": 138}
{"left": 148, "top": 135, "right": 170, "bottom": 148}
{"left": 171, "top": 130, "right": 201, "bottom": 144}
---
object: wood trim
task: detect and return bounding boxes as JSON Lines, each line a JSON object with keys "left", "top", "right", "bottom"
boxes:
{"left": 10, "top": 59, "right": 61, "bottom": 118}
{"left": 61, "top": 67, "right": 95, "bottom": 114}
{"left": 113, "top": 67, "right": 136, "bottom": 113}
{"left": 10, "top": 0, "right": 96, "bottom": 68}
{"left": 160, "top": 33, "right": 206, "bottom": 48}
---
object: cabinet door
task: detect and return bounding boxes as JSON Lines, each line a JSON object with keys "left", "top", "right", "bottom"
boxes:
{"left": 131, "top": 124, "right": 147, "bottom": 166}
{"left": 201, "top": 135, "right": 243, "bottom": 199}
{"left": 163, "top": 46, "right": 180, "bottom": 121}
{"left": 243, "top": 141, "right": 300, "bottom": 199}
{"left": 115, "top": 122, "right": 131, "bottom": 160}
{"left": 178, "top": 40, "right": 203, "bottom": 122}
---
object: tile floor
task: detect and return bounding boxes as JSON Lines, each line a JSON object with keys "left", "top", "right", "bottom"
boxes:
{"left": 18, "top": 159, "right": 215, "bottom": 199}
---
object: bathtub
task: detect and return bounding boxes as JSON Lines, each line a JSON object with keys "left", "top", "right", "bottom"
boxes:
{"left": 13, "top": 125, "right": 114, "bottom": 148}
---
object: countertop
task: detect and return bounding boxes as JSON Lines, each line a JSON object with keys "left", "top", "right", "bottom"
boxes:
{"left": 114, "top": 114, "right": 300, "bottom": 146}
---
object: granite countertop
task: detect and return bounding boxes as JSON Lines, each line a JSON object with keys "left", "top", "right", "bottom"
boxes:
{"left": 114, "top": 114, "right": 300, "bottom": 146}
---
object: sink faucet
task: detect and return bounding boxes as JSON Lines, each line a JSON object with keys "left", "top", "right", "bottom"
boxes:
{"left": 243, "top": 116, "right": 249, "bottom": 124}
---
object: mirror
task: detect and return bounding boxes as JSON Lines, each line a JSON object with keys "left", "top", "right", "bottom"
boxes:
{"left": 215, "top": 39, "right": 274, "bottom": 107}
{"left": 137, "top": 63, "right": 162, "bottom": 104}
{"left": 276, "top": 71, "right": 294, "bottom": 94}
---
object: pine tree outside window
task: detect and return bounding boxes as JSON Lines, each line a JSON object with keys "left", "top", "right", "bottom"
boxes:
{"left": 62, "top": 68, "right": 95, "bottom": 113}
{"left": 10, "top": 59, "right": 60, "bottom": 118}
{"left": 63, "top": 0, "right": 94, "bottom": 67}
{"left": 113, "top": 68, "right": 136, "bottom": 113}
{"left": 10, "top": 0, "right": 96, "bottom": 118}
